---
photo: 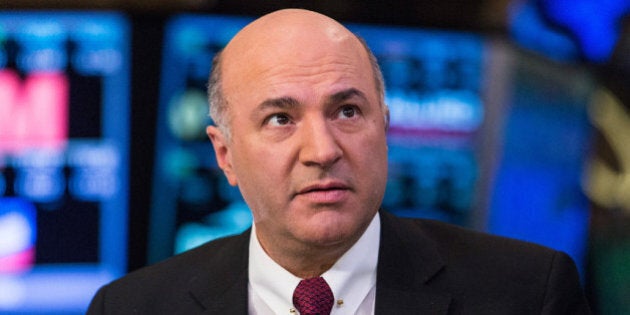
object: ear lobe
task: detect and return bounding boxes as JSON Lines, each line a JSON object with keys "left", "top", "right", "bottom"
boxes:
{"left": 206, "top": 125, "right": 238, "bottom": 186}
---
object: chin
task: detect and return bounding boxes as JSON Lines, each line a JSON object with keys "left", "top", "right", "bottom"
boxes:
{"left": 300, "top": 218, "right": 360, "bottom": 246}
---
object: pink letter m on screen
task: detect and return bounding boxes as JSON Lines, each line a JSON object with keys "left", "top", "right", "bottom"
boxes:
{"left": 0, "top": 69, "right": 68, "bottom": 153}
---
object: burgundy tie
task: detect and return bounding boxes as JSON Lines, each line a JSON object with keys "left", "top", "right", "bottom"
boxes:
{"left": 292, "top": 277, "right": 334, "bottom": 315}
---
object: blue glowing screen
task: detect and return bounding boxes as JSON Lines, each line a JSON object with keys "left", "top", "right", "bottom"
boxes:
{"left": 509, "top": 0, "right": 630, "bottom": 62}
{"left": 0, "top": 12, "right": 130, "bottom": 314}
{"left": 350, "top": 24, "right": 485, "bottom": 223}
{"left": 541, "top": 0, "right": 630, "bottom": 62}
{"left": 487, "top": 60, "right": 592, "bottom": 276}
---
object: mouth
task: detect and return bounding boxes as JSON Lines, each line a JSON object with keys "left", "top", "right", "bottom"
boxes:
{"left": 298, "top": 180, "right": 349, "bottom": 194}
{"left": 293, "top": 180, "right": 351, "bottom": 203}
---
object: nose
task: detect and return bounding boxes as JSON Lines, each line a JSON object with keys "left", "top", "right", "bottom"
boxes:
{"left": 298, "top": 118, "right": 342, "bottom": 169}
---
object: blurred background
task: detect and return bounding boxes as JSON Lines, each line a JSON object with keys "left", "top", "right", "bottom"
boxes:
{"left": 0, "top": 0, "right": 628, "bottom": 314}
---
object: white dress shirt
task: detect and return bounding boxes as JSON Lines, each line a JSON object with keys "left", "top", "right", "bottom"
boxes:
{"left": 248, "top": 213, "right": 381, "bottom": 315}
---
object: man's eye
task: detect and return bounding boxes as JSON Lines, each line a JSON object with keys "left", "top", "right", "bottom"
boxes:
{"left": 267, "top": 114, "right": 291, "bottom": 126}
{"left": 338, "top": 105, "right": 358, "bottom": 119}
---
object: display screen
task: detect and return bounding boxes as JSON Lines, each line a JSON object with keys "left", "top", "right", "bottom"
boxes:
{"left": 0, "top": 12, "right": 130, "bottom": 314}
{"left": 509, "top": 0, "right": 630, "bottom": 63}
{"left": 351, "top": 24, "right": 485, "bottom": 225}
{"left": 486, "top": 54, "right": 593, "bottom": 275}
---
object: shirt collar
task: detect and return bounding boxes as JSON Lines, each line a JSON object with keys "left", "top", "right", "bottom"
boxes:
{"left": 248, "top": 212, "right": 380, "bottom": 314}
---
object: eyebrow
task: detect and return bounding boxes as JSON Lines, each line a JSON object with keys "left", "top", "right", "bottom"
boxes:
{"left": 257, "top": 96, "right": 300, "bottom": 113}
{"left": 326, "top": 88, "right": 368, "bottom": 106}
{"left": 255, "top": 88, "right": 369, "bottom": 113}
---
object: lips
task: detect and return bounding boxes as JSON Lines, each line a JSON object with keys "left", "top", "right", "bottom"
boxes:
{"left": 294, "top": 180, "right": 351, "bottom": 203}
{"left": 298, "top": 181, "right": 349, "bottom": 194}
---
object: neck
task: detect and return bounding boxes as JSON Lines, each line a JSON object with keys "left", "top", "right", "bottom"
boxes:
{"left": 255, "top": 229, "right": 364, "bottom": 279}
{"left": 280, "top": 245, "right": 351, "bottom": 279}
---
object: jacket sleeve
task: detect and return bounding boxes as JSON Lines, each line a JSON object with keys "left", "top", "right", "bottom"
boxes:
{"left": 540, "top": 251, "right": 591, "bottom": 314}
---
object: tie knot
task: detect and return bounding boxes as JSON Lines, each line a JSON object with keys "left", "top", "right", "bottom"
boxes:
{"left": 292, "top": 277, "right": 334, "bottom": 315}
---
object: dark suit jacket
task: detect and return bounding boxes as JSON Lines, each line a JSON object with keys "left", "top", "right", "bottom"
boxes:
{"left": 87, "top": 211, "right": 590, "bottom": 314}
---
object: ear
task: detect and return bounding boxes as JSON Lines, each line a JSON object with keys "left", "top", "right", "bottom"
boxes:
{"left": 206, "top": 125, "right": 238, "bottom": 186}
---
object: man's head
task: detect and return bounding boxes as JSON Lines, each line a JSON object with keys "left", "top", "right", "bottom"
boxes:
{"left": 206, "top": 9, "right": 389, "bottom": 273}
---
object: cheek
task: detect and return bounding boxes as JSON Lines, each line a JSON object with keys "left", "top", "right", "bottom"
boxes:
{"left": 356, "top": 135, "right": 389, "bottom": 188}
{"left": 361, "top": 129, "right": 388, "bottom": 159}
{"left": 231, "top": 143, "right": 291, "bottom": 201}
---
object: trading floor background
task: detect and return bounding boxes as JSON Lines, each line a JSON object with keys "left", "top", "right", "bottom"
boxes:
{"left": 0, "top": 1, "right": 628, "bottom": 314}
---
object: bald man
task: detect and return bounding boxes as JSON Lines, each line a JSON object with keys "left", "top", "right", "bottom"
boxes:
{"left": 87, "top": 9, "right": 590, "bottom": 314}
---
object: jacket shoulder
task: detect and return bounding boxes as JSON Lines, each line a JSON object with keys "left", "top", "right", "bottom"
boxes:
{"left": 379, "top": 213, "right": 590, "bottom": 313}
{"left": 409, "top": 217, "right": 557, "bottom": 258}
{"left": 87, "top": 230, "right": 250, "bottom": 314}
{"left": 120, "top": 230, "right": 248, "bottom": 283}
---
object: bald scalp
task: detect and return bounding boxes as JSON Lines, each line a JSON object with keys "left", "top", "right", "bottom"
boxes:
{"left": 222, "top": 9, "right": 352, "bottom": 62}
{"left": 221, "top": 9, "right": 366, "bottom": 95}
{"left": 207, "top": 9, "right": 387, "bottom": 140}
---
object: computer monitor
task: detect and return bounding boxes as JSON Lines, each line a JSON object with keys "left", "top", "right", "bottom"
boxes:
{"left": 0, "top": 12, "right": 130, "bottom": 314}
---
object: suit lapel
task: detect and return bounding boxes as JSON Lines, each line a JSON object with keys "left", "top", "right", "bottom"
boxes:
{"left": 375, "top": 211, "right": 452, "bottom": 314}
{"left": 186, "top": 229, "right": 251, "bottom": 315}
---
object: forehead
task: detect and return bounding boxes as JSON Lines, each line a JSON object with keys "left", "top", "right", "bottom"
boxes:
{"left": 224, "top": 39, "right": 374, "bottom": 107}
